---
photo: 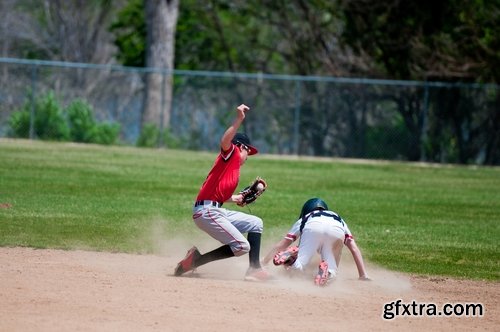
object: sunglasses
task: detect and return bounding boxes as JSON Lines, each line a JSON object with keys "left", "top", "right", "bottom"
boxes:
{"left": 239, "top": 144, "right": 250, "bottom": 152}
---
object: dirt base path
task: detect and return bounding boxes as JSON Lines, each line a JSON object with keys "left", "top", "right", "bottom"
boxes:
{"left": 1, "top": 247, "right": 498, "bottom": 331}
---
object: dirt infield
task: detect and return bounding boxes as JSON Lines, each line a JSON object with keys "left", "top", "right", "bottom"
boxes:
{"left": 1, "top": 246, "right": 498, "bottom": 332}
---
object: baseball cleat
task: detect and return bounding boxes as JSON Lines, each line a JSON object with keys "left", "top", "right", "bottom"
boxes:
{"left": 174, "top": 246, "right": 201, "bottom": 276}
{"left": 273, "top": 246, "right": 299, "bottom": 266}
{"left": 314, "top": 260, "right": 330, "bottom": 286}
{"left": 244, "top": 267, "right": 274, "bottom": 282}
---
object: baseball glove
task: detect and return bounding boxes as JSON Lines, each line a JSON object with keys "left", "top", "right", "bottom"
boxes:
{"left": 237, "top": 177, "right": 267, "bottom": 206}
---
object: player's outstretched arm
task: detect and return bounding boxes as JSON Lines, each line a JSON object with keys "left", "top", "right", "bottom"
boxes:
{"left": 220, "top": 104, "right": 249, "bottom": 151}
{"left": 262, "top": 238, "right": 293, "bottom": 265}
{"left": 345, "top": 238, "right": 371, "bottom": 280}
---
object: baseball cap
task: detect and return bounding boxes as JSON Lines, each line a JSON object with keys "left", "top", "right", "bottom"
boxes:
{"left": 232, "top": 133, "right": 258, "bottom": 155}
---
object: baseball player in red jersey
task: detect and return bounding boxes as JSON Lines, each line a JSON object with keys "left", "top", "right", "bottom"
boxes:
{"left": 174, "top": 104, "right": 272, "bottom": 281}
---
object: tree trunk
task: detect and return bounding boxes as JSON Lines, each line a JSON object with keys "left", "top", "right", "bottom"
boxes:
{"left": 143, "top": 0, "right": 179, "bottom": 131}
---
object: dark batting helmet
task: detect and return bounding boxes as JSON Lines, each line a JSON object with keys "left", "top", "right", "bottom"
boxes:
{"left": 299, "top": 198, "right": 329, "bottom": 219}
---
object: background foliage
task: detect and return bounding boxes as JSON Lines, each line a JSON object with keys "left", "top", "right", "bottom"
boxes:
{"left": 8, "top": 91, "right": 120, "bottom": 145}
{"left": 107, "top": 0, "right": 500, "bottom": 83}
{"left": 1, "top": 0, "right": 498, "bottom": 165}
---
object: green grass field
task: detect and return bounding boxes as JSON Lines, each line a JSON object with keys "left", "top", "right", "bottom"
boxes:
{"left": 1, "top": 139, "right": 499, "bottom": 280}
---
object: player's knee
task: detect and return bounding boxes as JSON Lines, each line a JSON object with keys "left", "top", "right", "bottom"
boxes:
{"left": 232, "top": 241, "right": 250, "bottom": 256}
{"left": 251, "top": 216, "right": 263, "bottom": 233}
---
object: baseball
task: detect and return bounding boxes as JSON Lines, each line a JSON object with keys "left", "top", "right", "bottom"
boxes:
{"left": 256, "top": 183, "right": 265, "bottom": 192}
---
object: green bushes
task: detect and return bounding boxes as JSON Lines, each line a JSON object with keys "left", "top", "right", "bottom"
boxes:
{"left": 8, "top": 91, "right": 120, "bottom": 145}
{"left": 136, "top": 123, "right": 159, "bottom": 148}
{"left": 136, "top": 123, "right": 182, "bottom": 148}
{"left": 9, "top": 92, "right": 70, "bottom": 141}
{"left": 7, "top": 110, "right": 31, "bottom": 138}
{"left": 66, "top": 99, "right": 120, "bottom": 145}
{"left": 66, "top": 99, "right": 96, "bottom": 143}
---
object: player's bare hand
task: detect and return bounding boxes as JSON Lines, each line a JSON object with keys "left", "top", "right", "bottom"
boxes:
{"left": 236, "top": 104, "right": 250, "bottom": 119}
{"left": 231, "top": 193, "right": 245, "bottom": 206}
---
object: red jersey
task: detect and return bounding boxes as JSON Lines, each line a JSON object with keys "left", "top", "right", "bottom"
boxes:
{"left": 196, "top": 144, "right": 241, "bottom": 203}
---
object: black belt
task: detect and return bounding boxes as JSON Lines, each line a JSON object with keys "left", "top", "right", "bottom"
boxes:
{"left": 194, "top": 200, "right": 223, "bottom": 208}
{"left": 300, "top": 210, "right": 344, "bottom": 233}
{"left": 310, "top": 211, "right": 345, "bottom": 226}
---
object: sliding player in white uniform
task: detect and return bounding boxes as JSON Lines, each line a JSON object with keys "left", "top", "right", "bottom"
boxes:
{"left": 263, "top": 198, "right": 370, "bottom": 286}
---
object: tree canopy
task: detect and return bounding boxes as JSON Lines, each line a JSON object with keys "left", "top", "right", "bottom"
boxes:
{"left": 107, "top": 0, "right": 500, "bottom": 83}
{"left": 3, "top": 0, "right": 498, "bottom": 83}
{"left": 1, "top": 0, "right": 498, "bottom": 164}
